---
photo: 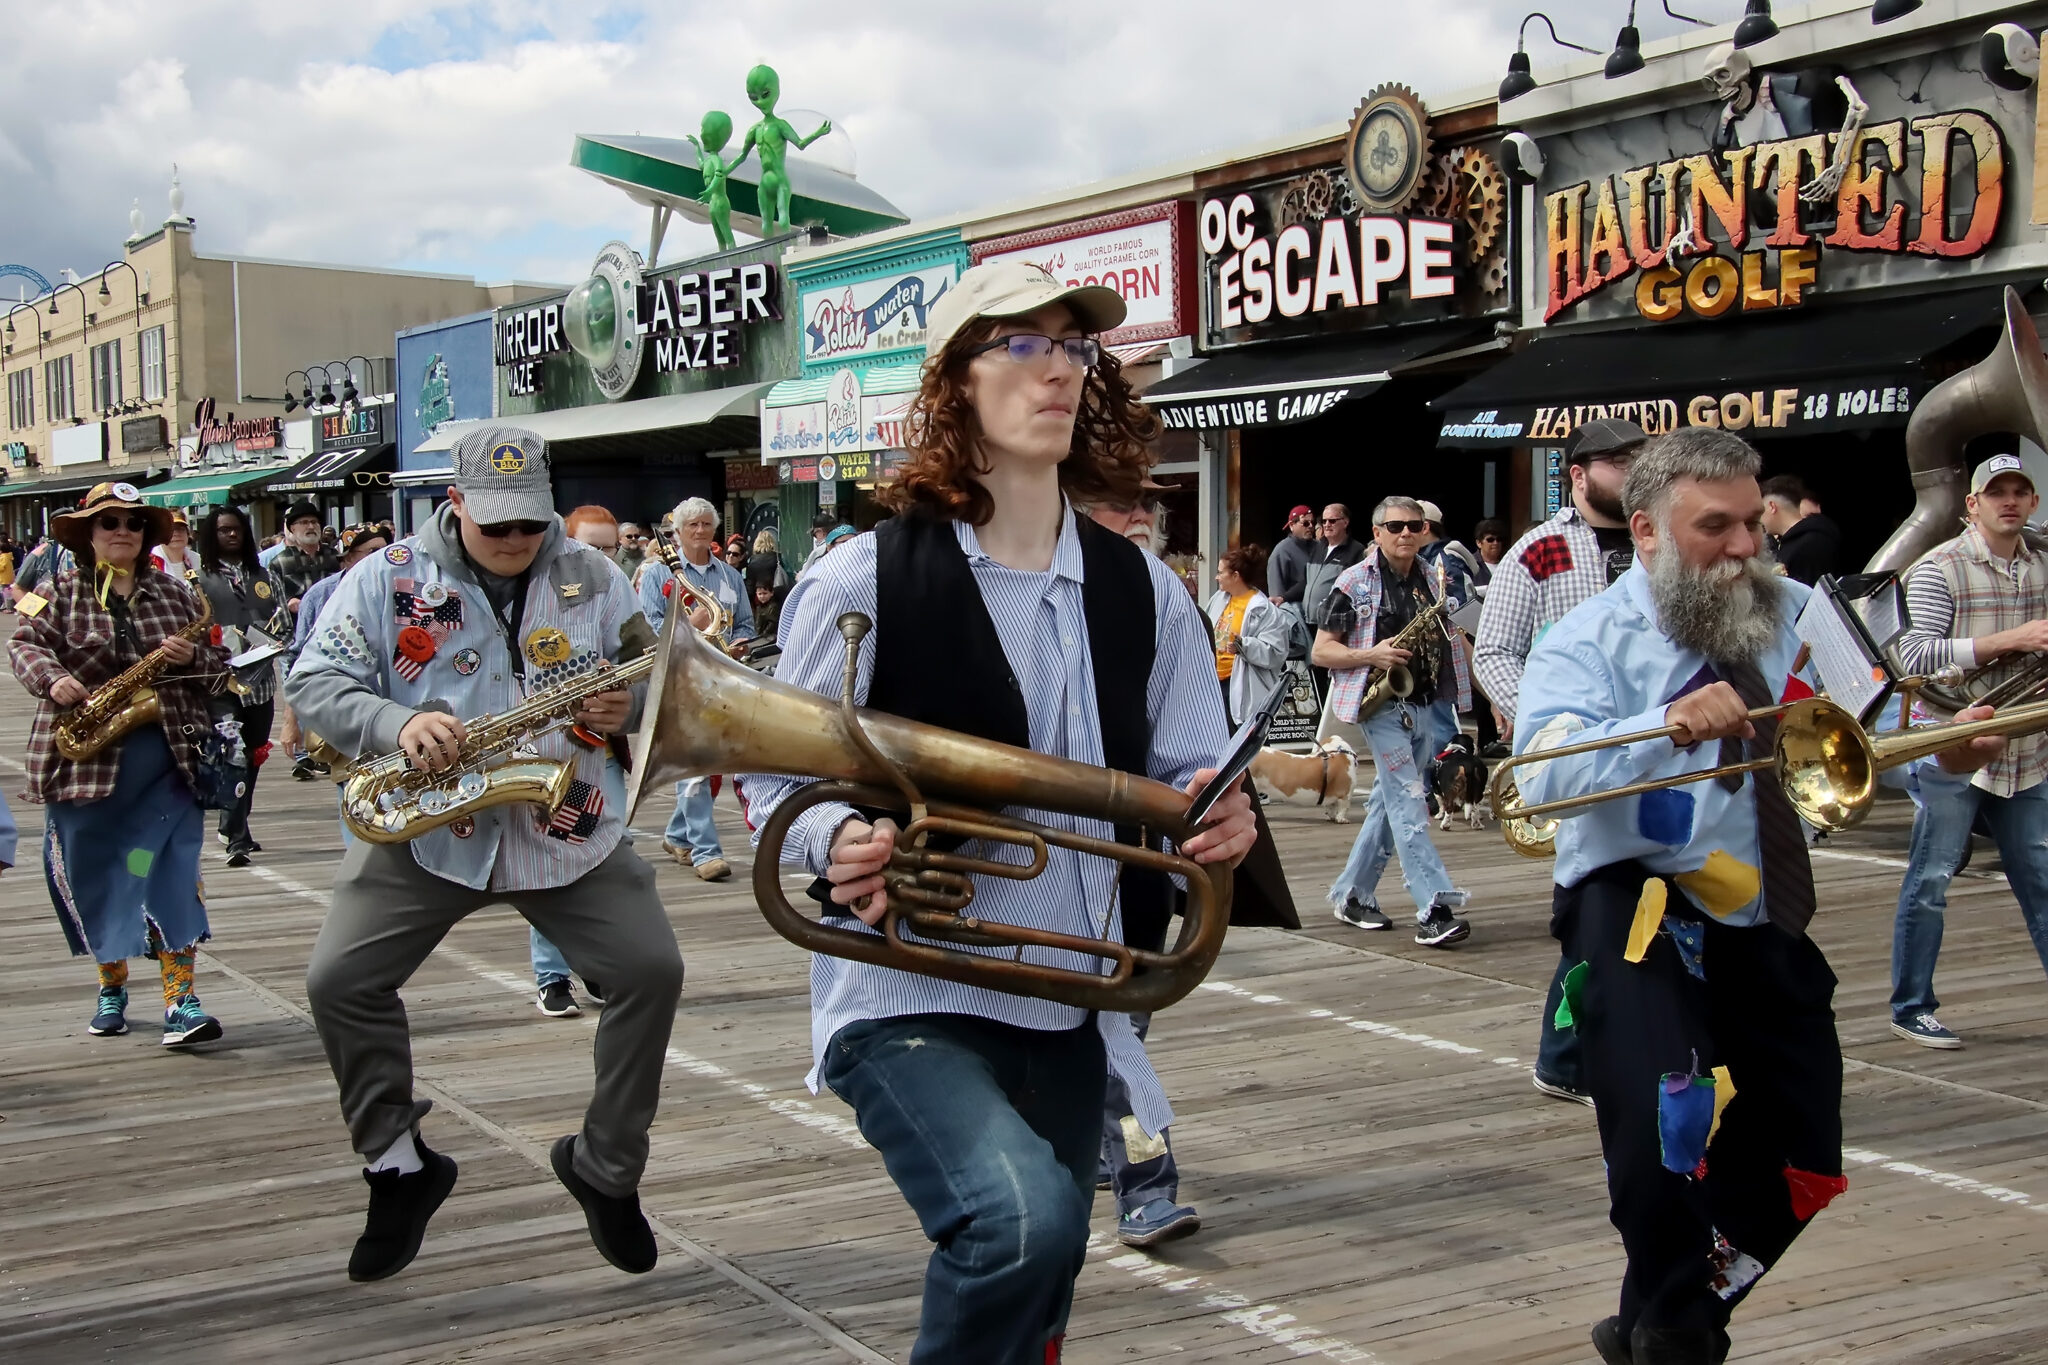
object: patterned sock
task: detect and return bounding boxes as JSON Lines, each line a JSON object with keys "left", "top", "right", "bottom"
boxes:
{"left": 158, "top": 947, "right": 196, "bottom": 1008}
{"left": 97, "top": 960, "right": 129, "bottom": 992}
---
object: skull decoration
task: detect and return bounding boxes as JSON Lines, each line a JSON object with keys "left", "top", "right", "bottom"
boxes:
{"left": 1702, "top": 44, "right": 1754, "bottom": 102}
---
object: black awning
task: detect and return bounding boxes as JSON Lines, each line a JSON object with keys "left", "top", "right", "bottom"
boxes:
{"left": 1432, "top": 287, "right": 2020, "bottom": 448}
{"left": 1144, "top": 328, "right": 1489, "bottom": 432}
{"left": 261, "top": 443, "right": 396, "bottom": 494}
{"left": 0, "top": 464, "right": 174, "bottom": 502}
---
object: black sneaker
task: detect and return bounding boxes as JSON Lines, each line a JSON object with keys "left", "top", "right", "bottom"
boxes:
{"left": 536, "top": 981, "right": 580, "bottom": 1017}
{"left": 1629, "top": 1322, "right": 1728, "bottom": 1365}
{"left": 1591, "top": 1317, "right": 1631, "bottom": 1365}
{"left": 292, "top": 757, "right": 319, "bottom": 782}
{"left": 1414, "top": 906, "right": 1471, "bottom": 948}
{"left": 551, "top": 1133, "right": 657, "bottom": 1273}
{"left": 1334, "top": 898, "right": 1391, "bottom": 931}
{"left": 349, "top": 1135, "right": 459, "bottom": 1282}
{"left": 581, "top": 980, "right": 606, "bottom": 1005}
{"left": 225, "top": 847, "right": 252, "bottom": 868}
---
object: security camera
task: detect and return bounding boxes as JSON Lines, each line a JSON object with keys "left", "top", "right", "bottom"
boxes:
{"left": 1982, "top": 23, "right": 2041, "bottom": 90}
{"left": 1499, "top": 131, "right": 1546, "bottom": 183}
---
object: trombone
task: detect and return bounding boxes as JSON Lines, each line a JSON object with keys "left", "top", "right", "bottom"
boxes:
{"left": 1490, "top": 691, "right": 2048, "bottom": 844}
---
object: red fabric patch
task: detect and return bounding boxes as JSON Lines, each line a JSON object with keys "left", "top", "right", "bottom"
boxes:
{"left": 1046, "top": 1336, "right": 1064, "bottom": 1364}
{"left": 396, "top": 626, "right": 437, "bottom": 663}
{"left": 208, "top": 625, "right": 224, "bottom": 647}
{"left": 251, "top": 741, "right": 274, "bottom": 768}
{"left": 1779, "top": 673, "right": 1815, "bottom": 704}
{"left": 1519, "top": 534, "right": 1575, "bottom": 582}
{"left": 662, "top": 580, "right": 674, "bottom": 599}
{"left": 1784, "top": 1166, "right": 1847, "bottom": 1221}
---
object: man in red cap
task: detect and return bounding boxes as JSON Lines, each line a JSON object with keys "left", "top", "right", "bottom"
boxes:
{"left": 1268, "top": 505, "right": 1317, "bottom": 608}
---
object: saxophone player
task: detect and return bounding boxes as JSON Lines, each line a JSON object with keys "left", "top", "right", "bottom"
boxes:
{"left": 8, "top": 482, "right": 226, "bottom": 1048}
{"left": 285, "top": 426, "right": 683, "bottom": 1283}
{"left": 1312, "top": 495, "right": 1474, "bottom": 946}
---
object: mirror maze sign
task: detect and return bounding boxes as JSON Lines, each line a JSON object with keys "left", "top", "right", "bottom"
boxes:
{"left": 496, "top": 262, "right": 780, "bottom": 395}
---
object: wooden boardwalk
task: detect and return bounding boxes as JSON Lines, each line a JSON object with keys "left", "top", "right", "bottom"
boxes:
{"left": 2, "top": 681, "right": 2046, "bottom": 1364}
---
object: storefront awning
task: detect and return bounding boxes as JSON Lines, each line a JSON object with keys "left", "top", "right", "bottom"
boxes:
{"left": 415, "top": 383, "right": 776, "bottom": 459}
{"left": 260, "top": 443, "right": 396, "bottom": 494}
{"left": 759, "top": 363, "right": 921, "bottom": 459}
{"left": 1432, "top": 287, "right": 2020, "bottom": 448}
{"left": 0, "top": 467, "right": 171, "bottom": 502}
{"left": 1140, "top": 329, "right": 1490, "bottom": 432}
{"left": 393, "top": 466, "right": 453, "bottom": 488}
{"left": 137, "top": 465, "right": 288, "bottom": 507}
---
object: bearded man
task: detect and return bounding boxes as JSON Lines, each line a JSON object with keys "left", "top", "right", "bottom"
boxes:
{"left": 1513, "top": 428, "right": 1995, "bottom": 1365}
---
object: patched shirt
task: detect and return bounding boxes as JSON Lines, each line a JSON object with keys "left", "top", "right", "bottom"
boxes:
{"left": 1514, "top": 563, "right": 1816, "bottom": 927}
{"left": 1323, "top": 546, "right": 1471, "bottom": 723}
{"left": 285, "top": 509, "right": 645, "bottom": 892}
{"left": 1474, "top": 506, "right": 1618, "bottom": 726}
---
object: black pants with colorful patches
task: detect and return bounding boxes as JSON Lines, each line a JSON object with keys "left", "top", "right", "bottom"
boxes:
{"left": 1554, "top": 862, "right": 1845, "bottom": 1342}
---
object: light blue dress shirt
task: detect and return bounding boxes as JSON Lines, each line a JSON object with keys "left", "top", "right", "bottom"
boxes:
{"left": 738, "top": 505, "right": 1229, "bottom": 1136}
{"left": 637, "top": 552, "right": 754, "bottom": 642}
{"left": 1513, "top": 562, "right": 1815, "bottom": 928}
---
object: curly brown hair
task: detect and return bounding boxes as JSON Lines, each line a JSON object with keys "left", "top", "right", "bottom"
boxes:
{"left": 880, "top": 317, "right": 1162, "bottom": 525}
{"left": 1219, "top": 543, "right": 1268, "bottom": 590}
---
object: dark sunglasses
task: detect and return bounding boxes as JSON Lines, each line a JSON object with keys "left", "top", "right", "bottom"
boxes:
{"left": 476, "top": 518, "right": 550, "bottom": 539}
{"left": 1376, "top": 519, "right": 1429, "bottom": 534}
{"left": 1318, "top": 516, "right": 1347, "bottom": 525}
{"left": 95, "top": 513, "right": 149, "bottom": 533}
{"left": 969, "top": 334, "right": 1102, "bottom": 369}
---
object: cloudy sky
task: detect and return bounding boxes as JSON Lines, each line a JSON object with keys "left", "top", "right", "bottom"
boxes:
{"left": 1, "top": 1, "right": 1716, "bottom": 291}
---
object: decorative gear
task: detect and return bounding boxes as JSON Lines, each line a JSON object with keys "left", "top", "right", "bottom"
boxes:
{"left": 1453, "top": 145, "right": 1508, "bottom": 263}
{"left": 1346, "top": 83, "right": 1434, "bottom": 216}
{"left": 1415, "top": 152, "right": 1457, "bottom": 219}
{"left": 1479, "top": 249, "right": 1510, "bottom": 297}
{"left": 1278, "top": 182, "right": 1311, "bottom": 230}
{"left": 1301, "top": 169, "right": 1337, "bottom": 220}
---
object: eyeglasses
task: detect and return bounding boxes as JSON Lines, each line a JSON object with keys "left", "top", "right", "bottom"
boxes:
{"left": 475, "top": 518, "right": 550, "bottom": 538}
{"left": 1318, "top": 516, "right": 1348, "bottom": 525}
{"left": 1375, "top": 519, "right": 1429, "bottom": 534}
{"left": 352, "top": 470, "right": 393, "bottom": 487}
{"left": 622, "top": 533, "right": 647, "bottom": 543}
{"left": 1581, "top": 451, "right": 1636, "bottom": 471}
{"left": 968, "top": 334, "right": 1102, "bottom": 369}
{"left": 95, "top": 513, "right": 148, "bottom": 533}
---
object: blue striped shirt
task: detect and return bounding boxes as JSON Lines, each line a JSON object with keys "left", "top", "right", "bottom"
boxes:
{"left": 739, "top": 505, "right": 1228, "bottom": 1136}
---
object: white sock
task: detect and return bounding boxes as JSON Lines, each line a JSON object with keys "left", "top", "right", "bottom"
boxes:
{"left": 367, "top": 1129, "right": 424, "bottom": 1176}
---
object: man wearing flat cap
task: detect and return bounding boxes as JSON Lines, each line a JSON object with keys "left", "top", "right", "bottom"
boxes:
{"left": 288, "top": 424, "right": 683, "bottom": 1284}
{"left": 1475, "top": 416, "right": 1646, "bottom": 1107}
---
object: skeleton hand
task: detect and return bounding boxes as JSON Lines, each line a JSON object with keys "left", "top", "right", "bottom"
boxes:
{"left": 1665, "top": 214, "right": 1698, "bottom": 261}
{"left": 1799, "top": 162, "right": 1847, "bottom": 204}
{"left": 1801, "top": 76, "right": 1868, "bottom": 206}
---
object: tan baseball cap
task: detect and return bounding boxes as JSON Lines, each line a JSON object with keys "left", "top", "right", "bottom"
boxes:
{"left": 924, "top": 259, "right": 1127, "bottom": 363}
{"left": 1970, "top": 452, "right": 2035, "bottom": 494}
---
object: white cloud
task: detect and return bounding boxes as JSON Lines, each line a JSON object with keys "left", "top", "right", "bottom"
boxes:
{"left": 0, "top": 0, "right": 1719, "bottom": 288}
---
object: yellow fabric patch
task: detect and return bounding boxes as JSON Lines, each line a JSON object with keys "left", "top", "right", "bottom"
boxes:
{"left": 1625, "top": 879, "right": 1667, "bottom": 964}
{"left": 1675, "top": 850, "right": 1762, "bottom": 920}
{"left": 1708, "top": 1065, "right": 1736, "bottom": 1147}
{"left": 1119, "top": 1114, "right": 1168, "bottom": 1164}
{"left": 15, "top": 591, "right": 47, "bottom": 617}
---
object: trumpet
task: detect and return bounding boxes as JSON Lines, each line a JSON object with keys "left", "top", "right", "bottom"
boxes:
{"left": 625, "top": 606, "right": 1233, "bottom": 1013}
{"left": 1490, "top": 691, "right": 2048, "bottom": 843}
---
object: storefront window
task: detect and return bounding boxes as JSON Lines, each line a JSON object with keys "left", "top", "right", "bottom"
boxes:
{"left": 140, "top": 327, "right": 166, "bottom": 402}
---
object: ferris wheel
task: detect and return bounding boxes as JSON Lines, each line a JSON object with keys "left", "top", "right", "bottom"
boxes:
{"left": 0, "top": 264, "right": 54, "bottom": 299}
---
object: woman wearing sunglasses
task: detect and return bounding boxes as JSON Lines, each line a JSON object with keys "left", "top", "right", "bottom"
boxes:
{"left": 195, "top": 504, "right": 284, "bottom": 867}
{"left": 8, "top": 482, "right": 227, "bottom": 1047}
{"left": 740, "top": 260, "right": 1258, "bottom": 1364}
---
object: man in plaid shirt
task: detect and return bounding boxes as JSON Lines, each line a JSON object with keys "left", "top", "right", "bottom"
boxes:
{"left": 1474, "top": 417, "right": 1643, "bottom": 1103}
{"left": 1313, "top": 496, "right": 1474, "bottom": 947}
{"left": 1888, "top": 453, "right": 2048, "bottom": 1050}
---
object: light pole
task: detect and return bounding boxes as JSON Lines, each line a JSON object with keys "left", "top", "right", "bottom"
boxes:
{"left": 282, "top": 369, "right": 312, "bottom": 412}
{"left": 2, "top": 302, "right": 37, "bottom": 359}
{"left": 93, "top": 261, "right": 144, "bottom": 415}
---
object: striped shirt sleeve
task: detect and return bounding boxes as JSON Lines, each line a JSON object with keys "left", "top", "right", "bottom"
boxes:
{"left": 1897, "top": 559, "right": 1976, "bottom": 675}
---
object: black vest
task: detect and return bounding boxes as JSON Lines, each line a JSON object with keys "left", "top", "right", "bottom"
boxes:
{"left": 864, "top": 511, "right": 1173, "bottom": 951}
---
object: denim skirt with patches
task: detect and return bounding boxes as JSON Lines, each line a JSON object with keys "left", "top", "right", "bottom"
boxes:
{"left": 44, "top": 726, "right": 209, "bottom": 960}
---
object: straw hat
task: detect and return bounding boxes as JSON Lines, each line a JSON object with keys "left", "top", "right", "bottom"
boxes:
{"left": 51, "top": 481, "right": 175, "bottom": 557}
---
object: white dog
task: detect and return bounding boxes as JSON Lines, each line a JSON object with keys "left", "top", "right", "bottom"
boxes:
{"left": 1249, "top": 737, "right": 1358, "bottom": 822}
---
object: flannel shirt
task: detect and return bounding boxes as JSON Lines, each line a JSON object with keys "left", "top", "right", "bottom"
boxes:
{"left": 1323, "top": 546, "right": 1470, "bottom": 724}
{"left": 9, "top": 567, "right": 223, "bottom": 804}
{"left": 1474, "top": 506, "right": 1615, "bottom": 726}
{"left": 271, "top": 543, "right": 339, "bottom": 612}
{"left": 1896, "top": 526, "right": 2048, "bottom": 797}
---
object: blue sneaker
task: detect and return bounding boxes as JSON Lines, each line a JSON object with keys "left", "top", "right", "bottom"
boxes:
{"left": 88, "top": 986, "right": 129, "bottom": 1036}
{"left": 1891, "top": 1012, "right": 1962, "bottom": 1050}
{"left": 1117, "top": 1198, "right": 1201, "bottom": 1249}
{"left": 162, "top": 995, "right": 223, "bottom": 1048}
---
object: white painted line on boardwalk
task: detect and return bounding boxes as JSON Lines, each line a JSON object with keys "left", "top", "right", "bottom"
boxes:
{"left": 1085, "top": 1233, "right": 1385, "bottom": 1363}
{"left": 1197, "top": 976, "right": 2048, "bottom": 1222}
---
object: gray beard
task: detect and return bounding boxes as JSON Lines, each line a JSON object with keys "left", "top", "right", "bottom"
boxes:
{"left": 1647, "top": 543, "right": 1784, "bottom": 664}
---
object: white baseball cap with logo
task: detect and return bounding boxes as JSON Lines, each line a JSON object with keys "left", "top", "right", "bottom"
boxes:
{"left": 923, "top": 259, "right": 1128, "bottom": 364}
{"left": 1970, "top": 452, "right": 2036, "bottom": 495}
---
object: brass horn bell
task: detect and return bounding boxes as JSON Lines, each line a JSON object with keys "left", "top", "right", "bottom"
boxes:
{"left": 624, "top": 605, "right": 1233, "bottom": 1013}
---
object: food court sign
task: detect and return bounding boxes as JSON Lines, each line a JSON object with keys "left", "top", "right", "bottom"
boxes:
{"left": 972, "top": 203, "right": 1195, "bottom": 345}
{"left": 1543, "top": 108, "right": 2007, "bottom": 325}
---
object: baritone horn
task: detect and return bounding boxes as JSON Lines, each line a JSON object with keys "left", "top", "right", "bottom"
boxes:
{"left": 625, "top": 607, "right": 1234, "bottom": 1013}
{"left": 1490, "top": 692, "right": 2048, "bottom": 840}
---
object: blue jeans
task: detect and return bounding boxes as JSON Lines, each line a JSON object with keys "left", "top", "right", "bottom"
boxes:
{"left": 532, "top": 928, "right": 572, "bottom": 989}
{"left": 1098, "top": 1013, "right": 1177, "bottom": 1216}
{"left": 821, "top": 1013, "right": 1105, "bottom": 1365}
{"left": 1329, "top": 698, "right": 1467, "bottom": 921}
{"left": 1892, "top": 764, "right": 2048, "bottom": 1021}
{"left": 664, "top": 777, "right": 723, "bottom": 861}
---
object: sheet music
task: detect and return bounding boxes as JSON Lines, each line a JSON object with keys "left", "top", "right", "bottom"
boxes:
{"left": 1852, "top": 582, "right": 1905, "bottom": 650}
{"left": 1796, "top": 590, "right": 1888, "bottom": 723}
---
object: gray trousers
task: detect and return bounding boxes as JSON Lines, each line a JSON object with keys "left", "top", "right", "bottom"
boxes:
{"left": 305, "top": 839, "right": 684, "bottom": 1197}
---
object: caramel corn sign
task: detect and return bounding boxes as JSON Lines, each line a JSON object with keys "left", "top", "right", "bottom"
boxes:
{"left": 1545, "top": 111, "right": 2005, "bottom": 324}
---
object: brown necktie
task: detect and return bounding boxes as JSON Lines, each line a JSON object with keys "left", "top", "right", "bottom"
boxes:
{"left": 1714, "top": 659, "right": 1817, "bottom": 936}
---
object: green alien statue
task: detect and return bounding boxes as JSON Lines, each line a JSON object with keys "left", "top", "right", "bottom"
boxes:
{"left": 737, "top": 64, "right": 832, "bottom": 239}
{"left": 686, "top": 110, "right": 738, "bottom": 251}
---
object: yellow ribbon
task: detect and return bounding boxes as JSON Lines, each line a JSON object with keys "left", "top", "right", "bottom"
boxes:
{"left": 92, "top": 561, "right": 132, "bottom": 609}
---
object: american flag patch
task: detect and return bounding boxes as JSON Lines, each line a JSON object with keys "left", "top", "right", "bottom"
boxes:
{"left": 394, "top": 589, "right": 464, "bottom": 637}
{"left": 545, "top": 780, "right": 604, "bottom": 843}
{"left": 1519, "top": 534, "right": 1575, "bottom": 583}
{"left": 393, "top": 645, "right": 427, "bottom": 682}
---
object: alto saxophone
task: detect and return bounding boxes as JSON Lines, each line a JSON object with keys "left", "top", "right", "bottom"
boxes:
{"left": 1353, "top": 561, "right": 1457, "bottom": 724}
{"left": 340, "top": 651, "right": 654, "bottom": 843}
{"left": 53, "top": 590, "right": 216, "bottom": 761}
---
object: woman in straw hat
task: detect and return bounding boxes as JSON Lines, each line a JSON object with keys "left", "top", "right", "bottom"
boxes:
{"left": 8, "top": 482, "right": 227, "bottom": 1047}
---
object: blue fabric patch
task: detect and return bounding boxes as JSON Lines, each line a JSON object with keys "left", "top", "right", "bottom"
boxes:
{"left": 1658, "top": 1071, "right": 1717, "bottom": 1175}
{"left": 1666, "top": 916, "right": 1706, "bottom": 981}
{"left": 1637, "top": 788, "right": 1695, "bottom": 846}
